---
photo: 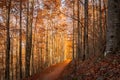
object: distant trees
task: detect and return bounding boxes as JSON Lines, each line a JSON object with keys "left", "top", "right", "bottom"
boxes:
{"left": 70, "top": 0, "right": 108, "bottom": 60}
{"left": 105, "top": 0, "right": 120, "bottom": 55}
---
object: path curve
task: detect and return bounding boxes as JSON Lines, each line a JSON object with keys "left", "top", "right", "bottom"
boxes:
{"left": 28, "top": 59, "right": 71, "bottom": 80}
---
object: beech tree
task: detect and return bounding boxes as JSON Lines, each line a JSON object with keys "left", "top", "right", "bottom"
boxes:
{"left": 84, "top": 0, "right": 89, "bottom": 60}
{"left": 5, "top": 0, "right": 11, "bottom": 80}
{"left": 25, "top": 0, "right": 34, "bottom": 77}
{"left": 19, "top": 0, "right": 22, "bottom": 79}
{"left": 72, "top": 0, "right": 75, "bottom": 60}
{"left": 105, "top": 0, "right": 120, "bottom": 55}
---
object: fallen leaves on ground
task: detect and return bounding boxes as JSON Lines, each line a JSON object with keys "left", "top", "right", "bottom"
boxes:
{"left": 59, "top": 54, "right": 120, "bottom": 80}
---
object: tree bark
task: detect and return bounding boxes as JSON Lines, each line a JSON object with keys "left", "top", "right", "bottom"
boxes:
{"left": 72, "top": 0, "right": 75, "bottom": 60}
{"left": 105, "top": 0, "right": 120, "bottom": 55}
{"left": 77, "top": 0, "right": 81, "bottom": 59}
{"left": 83, "top": 0, "right": 89, "bottom": 60}
{"left": 5, "top": 0, "right": 11, "bottom": 79}
{"left": 25, "top": 0, "right": 33, "bottom": 77}
{"left": 19, "top": 0, "right": 23, "bottom": 79}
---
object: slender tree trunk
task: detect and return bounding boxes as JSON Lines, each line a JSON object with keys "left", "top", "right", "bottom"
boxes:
{"left": 77, "top": 0, "right": 81, "bottom": 59}
{"left": 19, "top": 0, "right": 23, "bottom": 79}
{"left": 103, "top": 0, "right": 107, "bottom": 41}
{"left": 31, "top": 38, "right": 35, "bottom": 74}
{"left": 16, "top": 38, "right": 19, "bottom": 80}
{"left": 15, "top": 18, "right": 19, "bottom": 80}
{"left": 25, "top": 0, "right": 33, "bottom": 77}
{"left": 72, "top": 0, "right": 75, "bottom": 60}
{"left": 25, "top": 0, "right": 30, "bottom": 77}
{"left": 83, "top": 0, "right": 89, "bottom": 60}
{"left": 5, "top": 0, "right": 11, "bottom": 79}
{"left": 95, "top": 0, "right": 99, "bottom": 54}
{"left": 99, "top": 0, "right": 103, "bottom": 53}
{"left": 1, "top": 46, "right": 4, "bottom": 80}
{"left": 10, "top": 38, "right": 14, "bottom": 80}
{"left": 92, "top": 0, "right": 95, "bottom": 55}
{"left": 46, "top": 24, "right": 49, "bottom": 67}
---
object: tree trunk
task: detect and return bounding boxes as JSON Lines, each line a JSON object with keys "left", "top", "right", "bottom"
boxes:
{"left": 92, "top": 0, "right": 95, "bottom": 55}
{"left": 19, "top": 0, "right": 23, "bottom": 79}
{"left": 77, "top": 0, "right": 81, "bottom": 59}
{"left": 105, "top": 0, "right": 120, "bottom": 55}
{"left": 99, "top": 0, "right": 103, "bottom": 53}
{"left": 5, "top": 0, "right": 11, "bottom": 79}
{"left": 25, "top": 0, "right": 33, "bottom": 77}
{"left": 83, "top": 0, "right": 89, "bottom": 60}
{"left": 72, "top": 0, "right": 75, "bottom": 60}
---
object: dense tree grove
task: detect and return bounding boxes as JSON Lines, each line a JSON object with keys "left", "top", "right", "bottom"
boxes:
{"left": 0, "top": 0, "right": 119, "bottom": 80}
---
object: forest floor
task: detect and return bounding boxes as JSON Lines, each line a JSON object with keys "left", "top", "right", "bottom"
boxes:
{"left": 25, "top": 59, "right": 71, "bottom": 80}
{"left": 24, "top": 54, "right": 120, "bottom": 80}
{"left": 59, "top": 54, "right": 120, "bottom": 80}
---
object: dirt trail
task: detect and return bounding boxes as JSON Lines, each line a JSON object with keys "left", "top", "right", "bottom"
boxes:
{"left": 29, "top": 59, "right": 71, "bottom": 80}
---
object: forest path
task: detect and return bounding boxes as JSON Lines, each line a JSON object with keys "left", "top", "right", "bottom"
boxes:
{"left": 29, "top": 59, "right": 71, "bottom": 80}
